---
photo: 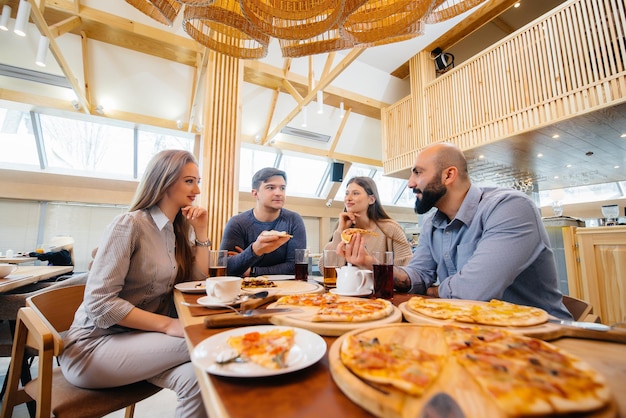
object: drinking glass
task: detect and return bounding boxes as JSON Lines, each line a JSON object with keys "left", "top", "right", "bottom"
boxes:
{"left": 372, "top": 251, "right": 394, "bottom": 300}
{"left": 323, "top": 250, "right": 338, "bottom": 289}
{"left": 294, "top": 249, "right": 309, "bottom": 281}
{"left": 209, "top": 250, "right": 228, "bottom": 277}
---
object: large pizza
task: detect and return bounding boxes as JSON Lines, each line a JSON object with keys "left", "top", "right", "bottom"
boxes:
{"left": 274, "top": 293, "right": 394, "bottom": 322}
{"left": 335, "top": 324, "right": 611, "bottom": 417}
{"left": 405, "top": 296, "right": 549, "bottom": 327}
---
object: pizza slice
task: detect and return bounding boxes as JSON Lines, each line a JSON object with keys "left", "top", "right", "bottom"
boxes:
{"left": 261, "top": 230, "right": 293, "bottom": 238}
{"left": 340, "top": 334, "right": 444, "bottom": 396}
{"left": 340, "top": 228, "right": 379, "bottom": 244}
{"left": 227, "top": 328, "right": 295, "bottom": 369}
{"left": 312, "top": 298, "right": 394, "bottom": 322}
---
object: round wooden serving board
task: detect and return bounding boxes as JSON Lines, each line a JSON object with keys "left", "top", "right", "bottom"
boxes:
{"left": 328, "top": 324, "right": 617, "bottom": 418}
{"left": 267, "top": 297, "right": 402, "bottom": 336}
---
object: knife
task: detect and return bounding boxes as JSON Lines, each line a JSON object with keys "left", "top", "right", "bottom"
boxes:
{"left": 204, "top": 308, "right": 293, "bottom": 328}
{"left": 548, "top": 319, "right": 612, "bottom": 331}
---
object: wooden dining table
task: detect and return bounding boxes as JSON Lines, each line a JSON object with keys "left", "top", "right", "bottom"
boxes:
{"left": 174, "top": 289, "right": 626, "bottom": 418}
{"left": 0, "top": 265, "right": 74, "bottom": 293}
{"left": 0, "top": 256, "right": 38, "bottom": 264}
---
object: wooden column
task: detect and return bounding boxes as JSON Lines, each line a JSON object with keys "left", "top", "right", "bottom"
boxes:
{"left": 199, "top": 52, "right": 242, "bottom": 250}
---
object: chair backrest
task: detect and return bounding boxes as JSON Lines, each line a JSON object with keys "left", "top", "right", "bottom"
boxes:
{"left": 562, "top": 295, "right": 593, "bottom": 321}
{"left": 26, "top": 284, "right": 85, "bottom": 354}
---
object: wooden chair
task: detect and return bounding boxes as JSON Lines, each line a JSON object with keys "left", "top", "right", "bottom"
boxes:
{"left": 0, "top": 285, "right": 162, "bottom": 418}
{"left": 562, "top": 295, "right": 601, "bottom": 323}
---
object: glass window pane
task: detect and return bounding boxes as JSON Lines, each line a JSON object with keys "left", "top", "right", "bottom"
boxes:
{"left": 372, "top": 171, "right": 408, "bottom": 206}
{"left": 239, "top": 146, "right": 279, "bottom": 191}
{"left": 0, "top": 109, "right": 40, "bottom": 167}
{"left": 39, "top": 114, "right": 135, "bottom": 177}
{"left": 137, "top": 130, "right": 194, "bottom": 179}
{"left": 539, "top": 182, "right": 625, "bottom": 207}
{"left": 278, "top": 154, "right": 327, "bottom": 198}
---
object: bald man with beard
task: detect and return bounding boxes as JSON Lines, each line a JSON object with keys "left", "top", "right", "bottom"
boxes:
{"left": 341, "top": 142, "right": 572, "bottom": 319}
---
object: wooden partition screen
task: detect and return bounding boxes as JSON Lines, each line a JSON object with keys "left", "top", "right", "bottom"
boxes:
{"left": 200, "top": 52, "right": 242, "bottom": 250}
{"left": 383, "top": 0, "right": 626, "bottom": 175}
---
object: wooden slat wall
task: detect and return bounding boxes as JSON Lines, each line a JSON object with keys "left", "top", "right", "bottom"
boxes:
{"left": 200, "top": 52, "right": 242, "bottom": 250}
{"left": 383, "top": 0, "right": 626, "bottom": 175}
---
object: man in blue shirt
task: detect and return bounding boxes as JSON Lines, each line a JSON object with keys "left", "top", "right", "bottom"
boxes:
{"left": 342, "top": 143, "right": 571, "bottom": 319}
{"left": 220, "top": 168, "right": 306, "bottom": 277}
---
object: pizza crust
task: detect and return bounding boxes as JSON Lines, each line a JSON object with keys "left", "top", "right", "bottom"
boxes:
{"left": 261, "top": 230, "right": 293, "bottom": 238}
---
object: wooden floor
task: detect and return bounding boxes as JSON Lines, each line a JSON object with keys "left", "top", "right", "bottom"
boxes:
{"left": 0, "top": 357, "right": 178, "bottom": 417}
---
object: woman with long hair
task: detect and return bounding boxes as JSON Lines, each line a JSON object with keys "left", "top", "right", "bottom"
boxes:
{"left": 59, "top": 150, "right": 209, "bottom": 418}
{"left": 320, "top": 176, "right": 412, "bottom": 271}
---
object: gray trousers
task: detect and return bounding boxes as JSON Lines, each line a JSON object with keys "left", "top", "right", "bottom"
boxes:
{"left": 60, "top": 330, "right": 207, "bottom": 418}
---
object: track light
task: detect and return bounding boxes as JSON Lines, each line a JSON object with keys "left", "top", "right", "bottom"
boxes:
{"left": 14, "top": 0, "right": 31, "bottom": 37}
{"left": 176, "top": 120, "right": 183, "bottom": 129}
{"left": 0, "top": 5, "right": 11, "bottom": 31}
{"left": 35, "top": 35, "right": 49, "bottom": 67}
{"left": 317, "top": 90, "right": 323, "bottom": 114}
{"left": 301, "top": 106, "right": 308, "bottom": 128}
{"left": 339, "top": 102, "right": 345, "bottom": 119}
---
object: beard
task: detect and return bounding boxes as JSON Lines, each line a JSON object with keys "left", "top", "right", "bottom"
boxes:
{"left": 413, "top": 177, "right": 447, "bottom": 214}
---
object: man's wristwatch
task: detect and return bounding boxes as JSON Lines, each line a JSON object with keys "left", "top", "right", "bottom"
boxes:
{"left": 195, "top": 239, "right": 211, "bottom": 247}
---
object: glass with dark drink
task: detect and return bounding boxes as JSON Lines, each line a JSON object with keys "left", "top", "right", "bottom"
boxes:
{"left": 372, "top": 251, "right": 394, "bottom": 300}
{"left": 209, "top": 250, "right": 228, "bottom": 277}
{"left": 323, "top": 249, "right": 338, "bottom": 288}
{"left": 294, "top": 249, "right": 309, "bottom": 281}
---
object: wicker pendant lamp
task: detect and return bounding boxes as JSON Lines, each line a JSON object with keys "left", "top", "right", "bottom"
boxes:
{"left": 426, "top": 0, "right": 488, "bottom": 24}
{"left": 342, "top": 0, "right": 434, "bottom": 45}
{"left": 125, "top": 0, "right": 181, "bottom": 26}
{"left": 240, "top": 0, "right": 346, "bottom": 41}
{"left": 183, "top": 1, "right": 270, "bottom": 59}
{"left": 278, "top": 0, "right": 367, "bottom": 58}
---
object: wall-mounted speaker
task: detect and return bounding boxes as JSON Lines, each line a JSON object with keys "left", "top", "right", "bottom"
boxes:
{"left": 331, "top": 162, "right": 344, "bottom": 182}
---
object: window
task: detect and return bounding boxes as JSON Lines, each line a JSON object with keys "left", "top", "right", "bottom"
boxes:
{"left": 238, "top": 146, "right": 280, "bottom": 191}
{"left": 0, "top": 109, "right": 40, "bottom": 167}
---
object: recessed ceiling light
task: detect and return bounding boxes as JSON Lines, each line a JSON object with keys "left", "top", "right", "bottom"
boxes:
{"left": 615, "top": 165, "right": 620, "bottom": 169}
{"left": 537, "top": 153, "right": 543, "bottom": 157}
{"left": 554, "top": 175, "right": 559, "bottom": 179}
{"left": 478, "top": 155, "right": 484, "bottom": 159}
{"left": 566, "top": 164, "right": 572, "bottom": 168}
{"left": 514, "top": 2, "right": 521, "bottom": 7}
{"left": 621, "top": 134, "right": 626, "bottom": 138}
{"left": 551, "top": 134, "right": 560, "bottom": 139}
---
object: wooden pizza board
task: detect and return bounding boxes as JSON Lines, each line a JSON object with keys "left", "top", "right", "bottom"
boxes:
{"left": 328, "top": 324, "right": 618, "bottom": 418}
{"left": 267, "top": 297, "right": 403, "bottom": 336}
{"left": 399, "top": 301, "right": 626, "bottom": 343}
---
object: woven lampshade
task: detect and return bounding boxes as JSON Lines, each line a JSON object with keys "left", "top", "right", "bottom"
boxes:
{"left": 278, "top": 0, "right": 366, "bottom": 58}
{"left": 342, "top": 0, "right": 433, "bottom": 45}
{"left": 183, "top": 1, "right": 270, "bottom": 59}
{"left": 125, "top": 0, "right": 181, "bottom": 26}
{"left": 176, "top": 0, "right": 216, "bottom": 4}
{"left": 426, "top": 0, "right": 487, "bottom": 24}
{"left": 240, "top": 0, "right": 346, "bottom": 40}
{"left": 355, "top": 23, "right": 425, "bottom": 48}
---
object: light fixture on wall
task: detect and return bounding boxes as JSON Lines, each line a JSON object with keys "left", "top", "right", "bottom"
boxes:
{"left": 176, "top": 119, "right": 183, "bottom": 129}
{"left": 339, "top": 102, "right": 345, "bottom": 119}
{"left": 14, "top": 0, "right": 31, "bottom": 37}
{"left": 317, "top": 90, "right": 323, "bottom": 114}
{"left": 0, "top": 5, "right": 11, "bottom": 31}
{"left": 35, "top": 36, "right": 49, "bottom": 67}
{"left": 301, "top": 106, "right": 308, "bottom": 128}
{"left": 95, "top": 104, "right": 104, "bottom": 115}
{"left": 71, "top": 100, "right": 80, "bottom": 110}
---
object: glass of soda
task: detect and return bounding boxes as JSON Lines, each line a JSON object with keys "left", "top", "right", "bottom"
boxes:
{"left": 294, "top": 249, "right": 309, "bottom": 281}
{"left": 372, "top": 251, "right": 394, "bottom": 300}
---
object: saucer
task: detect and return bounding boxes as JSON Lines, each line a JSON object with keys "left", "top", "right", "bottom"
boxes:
{"left": 196, "top": 295, "right": 243, "bottom": 308}
{"left": 329, "top": 288, "right": 372, "bottom": 297}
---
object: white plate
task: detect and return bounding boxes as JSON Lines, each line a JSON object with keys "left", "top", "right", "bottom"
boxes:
{"left": 196, "top": 295, "right": 244, "bottom": 308}
{"left": 329, "top": 288, "right": 372, "bottom": 297}
{"left": 174, "top": 281, "right": 206, "bottom": 294}
{"left": 192, "top": 325, "right": 327, "bottom": 377}
{"left": 241, "top": 280, "right": 324, "bottom": 296}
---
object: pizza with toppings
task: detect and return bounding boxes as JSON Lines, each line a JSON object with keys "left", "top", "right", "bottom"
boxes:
{"left": 340, "top": 334, "right": 444, "bottom": 396}
{"left": 406, "top": 296, "right": 549, "bottom": 327}
{"left": 242, "top": 278, "right": 277, "bottom": 288}
{"left": 261, "top": 230, "right": 293, "bottom": 238}
{"left": 227, "top": 328, "right": 295, "bottom": 369}
{"left": 338, "top": 325, "right": 611, "bottom": 416}
{"left": 275, "top": 293, "right": 394, "bottom": 322}
{"left": 341, "top": 227, "right": 379, "bottom": 244}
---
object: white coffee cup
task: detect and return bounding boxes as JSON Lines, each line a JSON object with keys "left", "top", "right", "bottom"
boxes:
{"left": 0, "top": 263, "right": 18, "bottom": 278}
{"left": 5, "top": 249, "right": 14, "bottom": 258}
{"left": 206, "top": 276, "right": 242, "bottom": 303}
{"left": 336, "top": 267, "right": 373, "bottom": 295}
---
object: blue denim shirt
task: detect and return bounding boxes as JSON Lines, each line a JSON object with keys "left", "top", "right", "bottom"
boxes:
{"left": 401, "top": 185, "right": 572, "bottom": 319}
